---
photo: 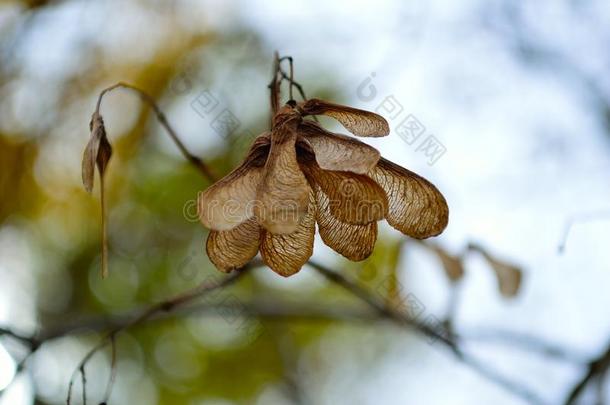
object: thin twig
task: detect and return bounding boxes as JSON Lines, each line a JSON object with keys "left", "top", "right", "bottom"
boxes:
{"left": 0, "top": 351, "right": 33, "bottom": 402}
{"left": 0, "top": 327, "right": 39, "bottom": 349}
{"left": 558, "top": 210, "right": 610, "bottom": 253}
{"left": 596, "top": 367, "right": 608, "bottom": 405}
{"left": 565, "top": 341, "right": 610, "bottom": 405}
{"left": 102, "top": 334, "right": 117, "bottom": 404}
{"left": 308, "top": 260, "right": 456, "bottom": 349}
{"left": 462, "top": 328, "right": 587, "bottom": 363}
{"left": 2, "top": 296, "right": 586, "bottom": 405}
{"left": 95, "top": 82, "right": 217, "bottom": 182}
{"left": 100, "top": 171, "right": 109, "bottom": 278}
{"left": 33, "top": 301, "right": 378, "bottom": 345}
{"left": 278, "top": 69, "right": 308, "bottom": 102}
{"left": 279, "top": 56, "right": 295, "bottom": 101}
{"left": 80, "top": 365, "right": 87, "bottom": 405}
{"left": 1, "top": 282, "right": 578, "bottom": 405}
{"left": 270, "top": 53, "right": 319, "bottom": 122}
{"left": 268, "top": 51, "right": 281, "bottom": 118}
{"left": 277, "top": 67, "right": 319, "bottom": 122}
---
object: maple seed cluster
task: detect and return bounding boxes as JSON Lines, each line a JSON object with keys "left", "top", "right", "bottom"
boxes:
{"left": 198, "top": 98, "right": 449, "bottom": 276}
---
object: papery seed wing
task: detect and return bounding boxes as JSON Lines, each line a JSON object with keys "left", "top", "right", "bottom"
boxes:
{"left": 428, "top": 243, "right": 464, "bottom": 282}
{"left": 255, "top": 127, "right": 311, "bottom": 234}
{"left": 468, "top": 243, "right": 521, "bottom": 298}
{"left": 206, "top": 218, "right": 260, "bottom": 272}
{"left": 315, "top": 186, "right": 377, "bottom": 261}
{"left": 260, "top": 192, "right": 315, "bottom": 276}
{"left": 198, "top": 133, "right": 270, "bottom": 231}
{"left": 299, "top": 99, "right": 389, "bottom": 137}
{"left": 298, "top": 121, "right": 380, "bottom": 174}
{"left": 370, "top": 158, "right": 448, "bottom": 238}
{"left": 305, "top": 164, "right": 388, "bottom": 224}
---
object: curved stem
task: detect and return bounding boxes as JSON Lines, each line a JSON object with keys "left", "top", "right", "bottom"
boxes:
{"left": 95, "top": 82, "right": 217, "bottom": 182}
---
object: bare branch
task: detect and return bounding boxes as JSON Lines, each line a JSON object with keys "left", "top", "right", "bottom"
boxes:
{"left": 308, "top": 260, "right": 456, "bottom": 348}
{"left": 1, "top": 284, "right": 586, "bottom": 405}
{"left": 308, "top": 260, "right": 547, "bottom": 405}
{"left": 65, "top": 265, "right": 252, "bottom": 404}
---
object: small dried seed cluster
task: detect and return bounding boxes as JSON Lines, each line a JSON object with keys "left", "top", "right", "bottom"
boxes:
{"left": 199, "top": 99, "right": 449, "bottom": 276}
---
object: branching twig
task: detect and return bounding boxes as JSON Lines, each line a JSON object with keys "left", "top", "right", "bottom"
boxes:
{"left": 268, "top": 53, "right": 319, "bottom": 122}
{"left": 65, "top": 265, "right": 251, "bottom": 404}
{"left": 308, "top": 260, "right": 547, "bottom": 405}
{"left": 279, "top": 56, "right": 295, "bottom": 101}
{"left": 276, "top": 56, "right": 319, "bottom": 122}
{"left": 0, "top": 327, "right": 39, "bottom": 349}
{"left": 0, "top": 283, "right": 588, "bottom": 405}
{"left": 308, "top": 260, "right": 457, "bottom": 349}
{"left": 278, "top": 68, "right": 309, "bottom": 103}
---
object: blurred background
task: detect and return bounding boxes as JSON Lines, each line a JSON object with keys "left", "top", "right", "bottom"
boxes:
{"left": 1, "top": 0, "right": 610, "bottom": 404}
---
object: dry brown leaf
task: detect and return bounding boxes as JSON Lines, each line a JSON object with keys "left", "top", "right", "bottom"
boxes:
{"left": 198, "top": 133, "right": 270, "bottom": 231}
{"left": 297, "top": 121, "right": 381, "bottom": 174}
{"left": 82, "top": 112, "right": 112, "bottom": 193}
{"left": 206, "top": 218, "right": 261, "bottom": 272}
{"left": 490, "top": 259, "right": 522, "bottom": 298}
{"left": 370, "top": 158, "right": 448, "bottom": 239}
{"left": 299, "top": 98, "right": 389, "bottom": 137}
{"left": 468, "top": 243, "right": 523, "bottom": 298}
{"left": 429, "top": 244, "right": 464, "bottom": 282}
{"left": 314, "top": 186, "right": 377, "bottom": 261}
{"left": 260, "top": 192, "right": 316, "bottom": 276}
{"left": 469, "top": 243, "right": 522, "bottom": 298}
{"left": 255, "top": 126, "right": 311, "bottom": 234}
